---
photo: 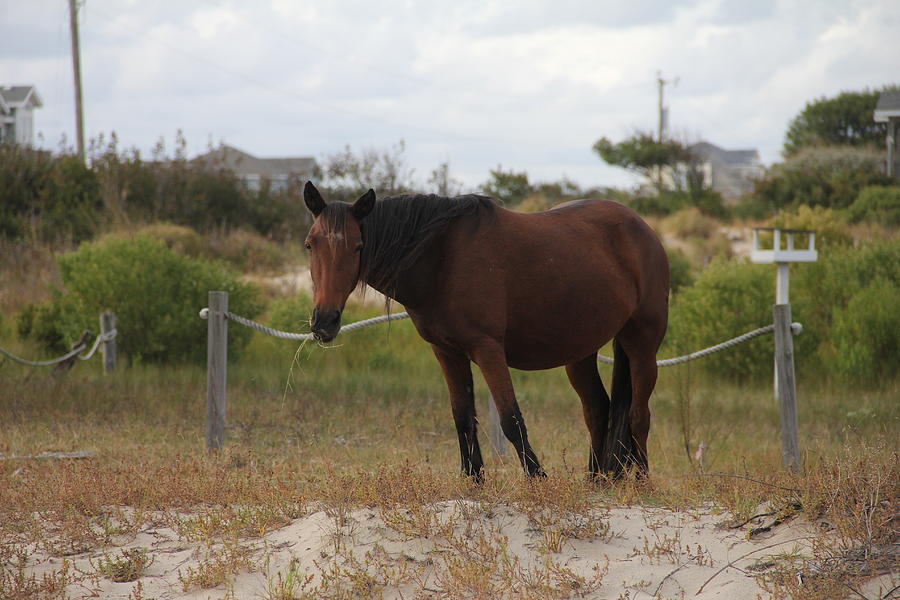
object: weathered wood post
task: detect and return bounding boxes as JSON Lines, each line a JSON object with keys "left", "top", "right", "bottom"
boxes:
{"left": 206, "top": 291, "right": 228, "bottom": 451}
{"left": 751, "top": 228, "right": 817, "bottom": 473}
{"left": 100, "top": 312, "right": 116, "bottom": 374}
{"left": 773, "top": 304, "right": 800, "bottom": 472}
{"left": 487, "top": 394, "right": 508, "bottom": 458}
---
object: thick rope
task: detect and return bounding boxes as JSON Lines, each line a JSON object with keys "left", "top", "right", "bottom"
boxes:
{"left": 200, "top": 308, "right": 410, "bottom": 341}
{"left": 0, "top": 329, "right": 117, "bottom": 367}
{"left": 598, "top": 323, "right": 802, "bottom": 367}
{"left": 202, "top": 307, "right": 800, "bottom": 368}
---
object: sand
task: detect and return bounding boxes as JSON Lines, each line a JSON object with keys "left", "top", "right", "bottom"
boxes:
{"left": 21, "top": 500, "right": 879, "bottom": 599}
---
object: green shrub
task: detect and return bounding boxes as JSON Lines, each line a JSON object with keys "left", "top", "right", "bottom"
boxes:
{"left": 664, "top": 238, "right": 900, "bottom": 382}
{"left": 751, "top": 146, "right": 891, "bottom": 212}
{"left": 666, "top": 247, "right": 693, "bottom": 293}
{"left": 847, "top": 185, "right": 900, "bottom": 226}
{"left": 18, "top": 235, "right": 262, "bottom": 363}
{"left": 665, "top": 259, "right": 774, "bottom": 381}
{"left": 0, "top": 145, "right": 103, "bottom": 242}
{"left": 268, "top": 292, "right": 315, "bottom": 334}
{"left": 770, "top": 205, "right": 853, "bottom": 248}
{"left": 830, "top": 278, "right": 900, "bottom": 383}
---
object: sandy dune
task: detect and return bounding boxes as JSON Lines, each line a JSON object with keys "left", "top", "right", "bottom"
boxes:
{"left": 22, "top": 501, "right": 862, "bottom": 599}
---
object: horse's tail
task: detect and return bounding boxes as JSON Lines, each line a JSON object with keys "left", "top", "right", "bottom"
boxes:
{"left": 602, "top": 338, "right": 633, "bottom": 477}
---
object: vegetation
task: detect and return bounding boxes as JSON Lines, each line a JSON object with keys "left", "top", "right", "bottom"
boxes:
{"left": 749, "top": 145, "right": 892, "bottom": 213}
{"left": 0, "top": 113, "right": 898, "bottom": 597}
{"left": 847, "top": 185, "right": 900, "bottom": 226}
{"left": 16, "top": 235, "right": 262, "bottom": 363}
{"left": 782, "top": 87, "right": 895, "bottom": 157}
{"left": 0, "top": 132, "right": 316, "bottom": 246}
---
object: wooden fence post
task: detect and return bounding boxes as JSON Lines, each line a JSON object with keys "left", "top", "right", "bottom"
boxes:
{"left": 207, "top": 291, "right": 228, "bottom": 451}
{"left": 487, "top": 394, "right": 508, "bottom": 458}
{"left": 100, "top": 312, "right": 116, "bottom": 374}
{"left": 774, "top": 304, "right": 801, "bottom": 473}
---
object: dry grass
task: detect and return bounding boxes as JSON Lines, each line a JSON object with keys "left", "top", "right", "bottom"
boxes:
{"left": 0, "top": 350, "right": 896, "bottom": 599}
{"left": 0, "top": 228, "right": 897, "bottom": 599}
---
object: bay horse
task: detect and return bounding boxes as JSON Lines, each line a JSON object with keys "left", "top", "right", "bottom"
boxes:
{"left": 302, "top": 182, "right": 669, "bottom": 481}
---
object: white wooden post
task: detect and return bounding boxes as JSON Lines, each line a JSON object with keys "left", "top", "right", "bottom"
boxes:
{"left": 206, "top": 291, "right": 228, "bottom": 451}
{"left": 100, "top": 312, "right": 116, "bottom": 374}
{"left": 751, "top": 228, "right": 816, "bottom": 473}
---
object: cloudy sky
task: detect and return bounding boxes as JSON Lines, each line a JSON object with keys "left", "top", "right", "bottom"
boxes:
{"left": 2, "top": 0, "right": 898, "bottom": 191}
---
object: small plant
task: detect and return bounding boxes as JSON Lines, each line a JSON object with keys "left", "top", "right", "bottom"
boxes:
{"left": 263, "top": 559, "right": 314, "bottom": 600}
{"left": 178, "top": 540, "right": 256, "bottom": 591}
{"left": 93, "top": 547, "right": 152, "bottom": 582}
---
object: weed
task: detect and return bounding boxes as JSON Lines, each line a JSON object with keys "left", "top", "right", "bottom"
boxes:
{"left": 92, "top": 547, "right": 153, "bottom": 582}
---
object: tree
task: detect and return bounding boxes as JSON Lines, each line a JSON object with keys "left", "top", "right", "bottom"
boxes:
{"left": 427, "top": 161, "right": 463, "bottom": 196}
{"left": 782, "top": 88, "right": 895, "bottom": 157}
{"left": 592, "top": 132, "right": 689, "bottom": 193}
{"left": 322, "top": 140, "right": 415, "bottom": 200}
{"left": 479, "top": 166, "right": 532, "bottom": 205}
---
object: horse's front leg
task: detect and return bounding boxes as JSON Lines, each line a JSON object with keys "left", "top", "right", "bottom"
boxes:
{"left": 470, "top": 342, "right": 545, "bottom": 477}
{"left": 432, "top": 345, "right": 484, "bottom": 482}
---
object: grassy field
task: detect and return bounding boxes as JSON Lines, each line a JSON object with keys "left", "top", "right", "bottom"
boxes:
{"left": 1, "top": 299, "right": 898, "bottom": 599}
{"left": 1, "top": 220, "right": 897, "bottom": 598}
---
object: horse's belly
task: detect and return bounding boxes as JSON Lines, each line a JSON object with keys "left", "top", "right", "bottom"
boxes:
{"left": 503, "top": 321, "right": 621, "bottom": 370}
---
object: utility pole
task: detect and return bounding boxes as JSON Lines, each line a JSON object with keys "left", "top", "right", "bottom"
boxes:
{"left": 656, "top": 71, "right": 678, "bottom": 142}
{"left": 68, "top": 0, "right": 85, "bottom": 162}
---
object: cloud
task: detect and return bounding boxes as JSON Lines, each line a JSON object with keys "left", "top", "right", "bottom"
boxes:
{"left": 1, "top": 0, "right": 897, "bottom": 190}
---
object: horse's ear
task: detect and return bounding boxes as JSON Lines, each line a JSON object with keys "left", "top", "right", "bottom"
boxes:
{"left": 352, "top": 189, "right": 376, "bottom": 221}
{"left": 304, "top": 181, "right": 326, "bottom": 216}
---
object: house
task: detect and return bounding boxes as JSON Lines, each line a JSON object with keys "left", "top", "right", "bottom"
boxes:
{"left": 193, "top": 144, "right": 318, "bottom": 192}
{"left": 874, "top": 90, "right": 900, "bottom": 178}
{"left": 0, "top": 85, "right": 43, "bottom": 146}
{"left": 687, "top": 141, "right": 764, "bottom": 202}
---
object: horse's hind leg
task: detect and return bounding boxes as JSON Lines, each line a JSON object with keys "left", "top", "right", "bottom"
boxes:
{"left": 602, "top": 340, "right": 634, "bottom": 477}
{"left": 617, "top": 320, "right": 664, "bottom": 476}
{"left": 565, "top": 354, "right": 610, "bottom": 479}
{"left": 432, "top": 345, "right": 484, "bottom": 482}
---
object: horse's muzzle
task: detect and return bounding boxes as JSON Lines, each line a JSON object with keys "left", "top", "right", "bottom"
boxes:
{"left": 311, "top": 307, "right": 342, "bottom": 342}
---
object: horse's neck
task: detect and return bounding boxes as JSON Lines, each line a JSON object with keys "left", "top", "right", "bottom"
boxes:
{"left": 363, "top": 231, "right": 444, "bottom": 310}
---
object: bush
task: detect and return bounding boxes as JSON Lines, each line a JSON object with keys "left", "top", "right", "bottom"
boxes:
{"left": 750, "top": 146, "right": 891, "bottom": 212}
{"left": 830, "top": 278, "right": 900, "bottom": 383}
{"left": 0, "top": 145, "right": 103, "bottom": 242}
{"left": 665, "top": 238, "right": 900, "bottom": 383}
{"left": 847, "top": 185, "right": 900, "bottom": 226}
{"left": 663, "top": 207, "right": 719, "bottom": 240}
{"left": 17, "top": 235, "right": 262, "bottom": 363}
{"left": 769, "top": 205, "right": 853, "bottom": 248}
{"left": 666, "top": 248, "right": 693, "bottom": 293}
{"left": 665, "top": 259, "right": 774, "bottom": 381}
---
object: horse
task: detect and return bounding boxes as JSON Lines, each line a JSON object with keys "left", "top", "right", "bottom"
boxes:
{"left": 302, "top": 181, "right": 669, "bottom": 482}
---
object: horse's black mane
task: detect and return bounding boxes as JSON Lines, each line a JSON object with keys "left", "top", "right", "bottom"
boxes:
{"left": 320, "top": 193, "right": 496, "bottom": 296}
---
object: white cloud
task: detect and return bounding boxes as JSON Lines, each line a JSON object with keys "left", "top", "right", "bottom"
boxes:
{"left": 1, "top": 0, "right": 897, "bottom": 190}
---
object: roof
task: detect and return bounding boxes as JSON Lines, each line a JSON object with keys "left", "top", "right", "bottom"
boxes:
{"left": 874, "top": 90, "right": 900, "bottom": 122}
{"left": 0, "top": 85, "right": 43, "bottom": 110}
{"left": 688, "top": 141, "right": 760, "bottom": 165}
{"left": 193, "top": 144, "right": 317, "bottom": 179}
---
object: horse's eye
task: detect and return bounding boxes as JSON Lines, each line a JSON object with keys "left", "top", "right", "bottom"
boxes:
{"left": 305, "top": 242, "right": 312, "bottom": 250}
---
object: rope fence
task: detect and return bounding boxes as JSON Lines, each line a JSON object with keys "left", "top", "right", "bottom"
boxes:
{"left": 0, "top": 312, "right": 118, "bottom": 372}
{"left": 200, "top": 307, "right": 801, "bottom": 368}
{"left": 200, "top": 291, "right": 803, "bottom": 462}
